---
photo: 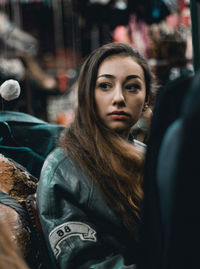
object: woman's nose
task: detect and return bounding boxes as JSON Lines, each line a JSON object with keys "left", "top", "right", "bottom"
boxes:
{"left": 112, "top": 86, "right": 125, "bottom": 105}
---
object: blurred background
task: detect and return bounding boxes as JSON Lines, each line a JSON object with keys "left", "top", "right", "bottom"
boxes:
{"left": 0, "top": 0, "right": 194, "bottom": 126}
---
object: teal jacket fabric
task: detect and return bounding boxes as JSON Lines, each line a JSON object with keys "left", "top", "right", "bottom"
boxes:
{"left": 36, "top": 146, "right": 143, "bottom": 269}
{"left": 0, "top": 111, "right": 66, "bottom": 178}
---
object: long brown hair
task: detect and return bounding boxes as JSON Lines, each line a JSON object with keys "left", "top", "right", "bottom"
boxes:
{"left": 60, "top": 42, "right": 153, "bottom": 239}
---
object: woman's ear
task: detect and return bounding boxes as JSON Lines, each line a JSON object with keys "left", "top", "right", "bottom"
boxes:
{"left": 142, "top": 102, "right": 149, "bottom": 112}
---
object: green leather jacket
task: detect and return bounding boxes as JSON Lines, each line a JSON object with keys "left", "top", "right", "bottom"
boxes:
{"left": 37, "top": 144, "right": 145, "bottom": 269}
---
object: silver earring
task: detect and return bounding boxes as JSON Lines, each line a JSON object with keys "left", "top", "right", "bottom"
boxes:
{"left": 143, "top": 103, "right": 149, "bottom": 112}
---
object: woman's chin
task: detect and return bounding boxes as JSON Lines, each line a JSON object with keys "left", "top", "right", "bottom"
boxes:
{"left": 108, "top": 122, "right": 131, "bottom": 133}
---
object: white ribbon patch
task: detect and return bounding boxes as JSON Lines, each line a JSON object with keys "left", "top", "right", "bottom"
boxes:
{"left": 49, "top": 221, "right": 97, "bottom": 258}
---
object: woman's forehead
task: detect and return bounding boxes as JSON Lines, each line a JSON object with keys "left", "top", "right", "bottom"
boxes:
{"left": 97, "top": 55, "right": 145, "bottom": 79}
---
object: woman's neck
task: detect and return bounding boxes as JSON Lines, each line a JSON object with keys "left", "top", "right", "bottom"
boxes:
{"left": 115, "top": 130, "right": 130, "bottom": 140}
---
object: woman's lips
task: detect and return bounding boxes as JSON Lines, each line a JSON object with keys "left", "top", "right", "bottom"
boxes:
{"left": 110, "top": 114, "right": 129, "bottom": 119}
{"left": 108, "top": 111, "right": 130, "bottom": 120}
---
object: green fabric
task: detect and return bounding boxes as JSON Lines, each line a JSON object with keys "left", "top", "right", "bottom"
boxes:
{"left": 0, "top": 111, "right": 66, "bottom": 178}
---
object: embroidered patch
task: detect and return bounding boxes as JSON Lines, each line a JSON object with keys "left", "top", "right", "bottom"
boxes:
{"left": 49, "top": 221, "right": 97, "bottom": 258}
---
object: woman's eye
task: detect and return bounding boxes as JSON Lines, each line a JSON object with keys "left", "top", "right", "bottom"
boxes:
{"left": 98, "top": 82, "right": 111, "bottom": 90}
{"left": 125, "top": 84, "right": 140, "bottom": 92}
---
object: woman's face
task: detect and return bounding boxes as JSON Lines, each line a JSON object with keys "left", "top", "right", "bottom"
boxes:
{"left": 94, "top": 55, "right": 146, "bottom": 138}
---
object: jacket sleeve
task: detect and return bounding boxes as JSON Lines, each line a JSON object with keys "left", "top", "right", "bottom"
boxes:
{"left": 36, "top": 148, "right": 137, "bottom": 269}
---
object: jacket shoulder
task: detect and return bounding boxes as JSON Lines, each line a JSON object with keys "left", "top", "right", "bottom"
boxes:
{"left": 134, "top": 139, "right": 147, "bottom": 150}
{"left": 40, "top": 147, "right": 68, "bottom": 174}
{"left": 37, "top": 147, "right": 93, "bottom": 209}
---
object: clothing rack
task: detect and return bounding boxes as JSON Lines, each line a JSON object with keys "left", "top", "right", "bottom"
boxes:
{"left": 0, "top": 0, "right": 50, "bottom": 4}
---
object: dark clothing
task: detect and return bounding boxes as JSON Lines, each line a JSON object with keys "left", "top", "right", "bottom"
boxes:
{"left": 0, "top": 111, "right": 65, "bottom": 178}
{"left": 37, "top": 143, "right": 144, "bottom": 269}
{"left": 139, "top": 72, "right": 194, "bottom": 269}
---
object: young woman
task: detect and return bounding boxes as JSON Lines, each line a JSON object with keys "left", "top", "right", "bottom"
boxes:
{"left": 36, "top": 42, "right": 154, "bottom": 269}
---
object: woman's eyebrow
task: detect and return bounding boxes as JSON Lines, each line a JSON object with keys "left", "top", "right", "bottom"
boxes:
{"left": 126, "top": 75, "right": 142, "bottom": 81}
{"left": 97, "top": 74, "right": 114, "bottom": 79}
{"left": 97, "top": 74, "right": 142, "bottom": 80}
